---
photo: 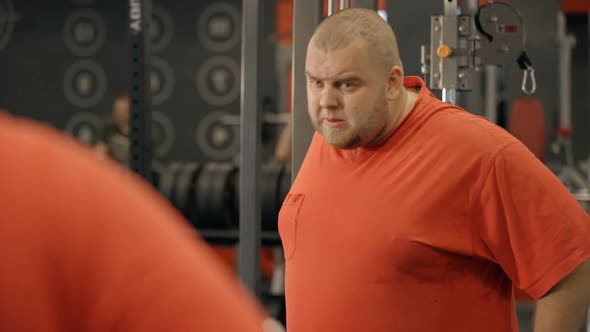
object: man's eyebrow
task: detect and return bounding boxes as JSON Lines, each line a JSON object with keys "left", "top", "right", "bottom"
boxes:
{"left": 305, "top": 71, "right": 321, "bottom": 80}
{"left": 305, "top": 71, "right": 360, "bottom": 81}
{"left": 334, "top": 74, "right": 361, "bottom": 81}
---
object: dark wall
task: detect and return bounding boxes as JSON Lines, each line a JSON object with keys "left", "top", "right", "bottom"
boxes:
{"left": 0, "top": 0, "right": 279, "bottom": 163}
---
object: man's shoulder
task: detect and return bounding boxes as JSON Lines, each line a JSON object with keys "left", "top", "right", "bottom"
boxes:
{"left": 0, "top": 113, "right": 144, "bottom": 196}
{"left": 424, "top": 104, "right": 518, "bottom": 154}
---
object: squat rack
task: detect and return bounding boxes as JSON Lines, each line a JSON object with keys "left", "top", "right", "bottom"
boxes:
{"left": 128, "top": 0, "right": 152, "bottom": 182}
{"left": 126, "top": 0, "right": 379, "bottom": 295}
{"left": 126, "top": 0, "right": 267, "bottom": 294}
{"left": 241, "top": 0, "right": 382, "bottom": 292}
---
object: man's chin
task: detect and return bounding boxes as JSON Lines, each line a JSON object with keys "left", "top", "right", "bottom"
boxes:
{"left": 316, "top": 127, "right": 360, "bottom": 149}
{"left": 323, "top": 136, "right": 360, "bottom": 150}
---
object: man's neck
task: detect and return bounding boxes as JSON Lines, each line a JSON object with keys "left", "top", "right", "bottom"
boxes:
{"left": 380, "top": 88, "right": 418, "bottom": 141}
{"left": 363, "top": 87, "right": 419, "bottom": 148}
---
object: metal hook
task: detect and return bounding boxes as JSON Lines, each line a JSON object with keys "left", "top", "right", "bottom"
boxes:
{"left": 521, "top": 67, "right": 536, "bottom": 95}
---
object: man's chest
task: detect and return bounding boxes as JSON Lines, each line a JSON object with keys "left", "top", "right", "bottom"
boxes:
{"left": 280, "top": 163, "right": 476, "bottom": 283}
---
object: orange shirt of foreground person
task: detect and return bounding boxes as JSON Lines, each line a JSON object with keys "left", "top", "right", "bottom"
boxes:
{"left": 0, "top": 111, "right": 275, "bottom": 332}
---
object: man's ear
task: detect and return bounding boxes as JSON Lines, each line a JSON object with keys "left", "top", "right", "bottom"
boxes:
{"left": 386, "top": 65, "right": 404, "bottom": 101}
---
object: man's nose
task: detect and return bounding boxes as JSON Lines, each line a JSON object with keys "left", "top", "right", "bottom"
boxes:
{"left": 319, "top": 87, "right": 340, "bottom": 110}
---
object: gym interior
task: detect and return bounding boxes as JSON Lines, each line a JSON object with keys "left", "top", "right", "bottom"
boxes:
{"left": 0, "top": 0, "right": 589, "bottom": 331}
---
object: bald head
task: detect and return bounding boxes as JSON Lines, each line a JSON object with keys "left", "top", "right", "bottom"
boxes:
{"left": 309, "top": 8, "right": 402, "bottom": 73}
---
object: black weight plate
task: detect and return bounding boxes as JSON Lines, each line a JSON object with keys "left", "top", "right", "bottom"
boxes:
{"left": 172, "top": 162, "right": 200, "bottom": 217}
{"left": 261, "top": 162, "right": 283, "bottom": 231}
{"left": 150, "top": 160, "right": 166, "bottom": 190}
{"left": 233, "top": 167, "right": 240, "bottom": 223}
{"left": 227, "top": 168, "right": 239, "bottom": 227}
{"left": 159, "top": 161, "right": 183, "bottom": 202}
{"left": 195, "top": 162, "right": 237, "bottom": 229}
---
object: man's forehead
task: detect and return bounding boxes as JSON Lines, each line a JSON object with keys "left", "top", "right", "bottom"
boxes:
{"left": 306, "top": 45, "right": 370, "bottom": 74}
{"left": 307, "top": 41, "right": 367, "bottom": 58}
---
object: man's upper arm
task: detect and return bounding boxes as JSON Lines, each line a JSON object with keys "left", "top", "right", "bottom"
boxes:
{"left": 542, "top": 258, "right": 590, "bottom": 298}
{"left": 476, "top": 142, "right": 590, "bottom": 299}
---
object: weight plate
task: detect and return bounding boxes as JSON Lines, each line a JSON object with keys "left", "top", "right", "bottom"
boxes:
{"left": 261, "top": 163, "right": 283, "bottom": 231}
{"left": 195, "top": 162, "right": 237, "bottom": 229}
{"left": 159, "top": 162, "right": 183, "bottom": 202}
{"left": 172, "top": 162, "right": 201, "bottom": 218}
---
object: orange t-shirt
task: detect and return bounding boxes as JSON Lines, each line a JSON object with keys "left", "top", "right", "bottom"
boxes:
{"left": 278, "top": 76, "right": 590, "bottom": 331}
{"left": 0, "top": 113, "right": 266, "bottom": 332}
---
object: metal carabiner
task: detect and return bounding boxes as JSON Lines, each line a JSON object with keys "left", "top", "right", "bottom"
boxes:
{"left": 521, "top": 67, "right": 536, "bottom": 95}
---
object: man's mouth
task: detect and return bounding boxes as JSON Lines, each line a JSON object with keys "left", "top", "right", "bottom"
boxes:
{"left": 324, "top": 118, "right": 346, "bottom": 128}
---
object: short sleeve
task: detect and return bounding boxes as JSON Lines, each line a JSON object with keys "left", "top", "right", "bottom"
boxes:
{"left": 475, "top": 142, "right": 590, "bottom": 299}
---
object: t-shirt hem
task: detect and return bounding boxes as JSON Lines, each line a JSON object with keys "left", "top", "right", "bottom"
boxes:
{"left": 524, "top": 246, "right": 590, "bottom": 299}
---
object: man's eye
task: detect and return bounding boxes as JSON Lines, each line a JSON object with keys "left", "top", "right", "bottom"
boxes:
{"left": 340, "top": 82, "right": 355, "bottom": 89}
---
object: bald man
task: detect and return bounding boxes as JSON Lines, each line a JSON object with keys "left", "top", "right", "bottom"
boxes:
{"left": 278, "top": 8, "right": 590, "bottom": 332}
